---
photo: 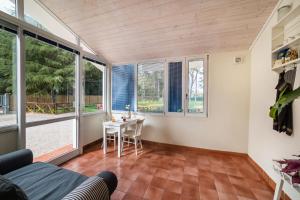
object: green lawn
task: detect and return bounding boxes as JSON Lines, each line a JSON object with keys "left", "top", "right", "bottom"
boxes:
{"left": 137, "top": 99, "right": 203, "bottom": 113}
{"left": 188, "top": 100, "right": 203, "bottom": 112}
{"left": 84, "top": 104, "right": 99, "bottom": 113}
{"left": 138, "top": 100, "right": 163, "bottom": 113}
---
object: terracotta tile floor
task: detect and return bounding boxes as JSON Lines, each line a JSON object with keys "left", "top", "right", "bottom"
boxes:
{"left": 61, "top": 143, "right": 274, "bottom": 200}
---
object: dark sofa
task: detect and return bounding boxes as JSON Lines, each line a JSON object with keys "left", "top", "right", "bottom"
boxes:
{"left": 0, "top": 149, "right": 117, "bottom": 200}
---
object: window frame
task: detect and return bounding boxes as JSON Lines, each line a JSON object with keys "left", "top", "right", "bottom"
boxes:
{"left": 111, "top": 55, "right": 208, "bottom": 118}
{"left": 0, "top": 26, "right": 18, "bottom": 128}
{"left": 185, "top": 55, "right": 208, "bottom": 118}
{"left": 82, "top": 55, "right": 106, "bottom": 116}
{"left": 136, "top": 59, "right": 166, "bottom": 115}
{"left": 23, "top": 33, "right": 78, "bottom": 124}
{"left": 0, "top": 7, "right": 107, "bottom": 163}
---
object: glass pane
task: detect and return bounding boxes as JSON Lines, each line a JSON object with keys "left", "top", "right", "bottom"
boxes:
{"left": 24, "top": 0, "right": 77, "bottom": 44}
{"left": 26, "top": 119, "right": 76, "bottom": 162}
{"left": 168, "top": 62, "right": 182, "bottom": 112}
{"left": 112, "top": 64, "right": 135, "bottom": 111}
{"left": 25, "top": 36, "right": 76, "bottom": 123}
{"left": 137, "top": 62, "right": 164, "bottom": 113}
{"left": 0, "top": 29, "right": 17, "bottom": 127}
{"left": 0, "top": 0, "right": 16, "bottom": 16}
{"left": 188, "top": 60, "right": 204, "bottom": 113}
{"left": 83, "top": 60, "right": 104, "bottom": 113}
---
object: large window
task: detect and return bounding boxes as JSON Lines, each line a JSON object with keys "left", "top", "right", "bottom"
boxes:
{"left": 0, "top": 0, "right": 16, "bottom": 16}
{"left": 112, "top": 64, "right": 135, "bottom": 111}
{"left": 0, "top": 28, "right": 17, "bottom": 127}
{"left": 137, "top": 62, "right": 164, "bottom": 113}
{"left": 25, "top": 36, "right": 76, "bottom": 123}
{"left": 24, "top": 0, "right": 77, "bottom": 44}
{"left": 112, "top": 56, "right": 207, "bottom": 116}
{"left": 187, "top": 59, "right": 205, "bottom": 113}
{"left": 83, "top": 59, "right": 104, "bottom": 113}
{"left": 0, "top": 4, "right": 105, "bottom": 164}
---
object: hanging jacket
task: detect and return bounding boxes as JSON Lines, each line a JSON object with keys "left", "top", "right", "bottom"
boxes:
{"left": 273, "top": 68, "right": 296, "bottom": 136}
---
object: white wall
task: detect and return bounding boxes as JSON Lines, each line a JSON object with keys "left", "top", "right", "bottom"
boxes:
{"left": 80, "top": 114, "right": 106, "bottom": 146}
{"left": 248, "top": 0, "right": 300, "bottom": 198}
{"left": 0, "top": 129, "right": 17, "bottom": 154}
{"left": 139, "top": 51, "right": 251, "bottom": 153}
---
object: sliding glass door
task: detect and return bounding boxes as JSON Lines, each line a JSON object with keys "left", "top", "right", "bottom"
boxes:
{"left": 24, "top": 34, "right": 79, "bottom": 162}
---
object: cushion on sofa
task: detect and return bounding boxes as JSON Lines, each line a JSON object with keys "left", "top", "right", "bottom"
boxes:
{"left": 0, "top": 175, "right": 28, "bottom": 200}
{"left": 4, "top": 162, "right": 88, "bottom": 200}
{"left": 62, "top": 176, "right": 110, "bottom": 200}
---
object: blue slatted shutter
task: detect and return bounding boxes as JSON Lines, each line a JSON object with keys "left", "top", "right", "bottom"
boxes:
{"left": 112, "top": 64, "right": 135, "bottom": 111}
{"left": 168, "top": 62, "right": 183, "bottom": 112}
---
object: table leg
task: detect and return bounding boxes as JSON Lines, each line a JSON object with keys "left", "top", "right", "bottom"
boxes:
{"left": 118, "top": 127, "right": 122, "bottom": 158}
{"left": 273, "top": 178, "right": 284, "bottom": 200}
{"left": 103, "top": 126, "right": 107, "bottom": 154}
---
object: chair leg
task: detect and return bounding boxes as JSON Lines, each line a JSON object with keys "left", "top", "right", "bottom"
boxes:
{"left": 139, "top": 138, "right": 143, "bottom": 149}
{"left": 113, "top": 134, "right": 116, "bottom": 151}
{"left": 134, "top": 138, "right": 138, "bottom": 155}
{"left": 121, "top": 137, "right": 124, "bottom": 152}
{"left": 127, "top": 137, "right": 130, "bottom": 147}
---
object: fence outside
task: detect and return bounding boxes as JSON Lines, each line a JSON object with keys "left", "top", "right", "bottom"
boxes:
{"left": 0, "top": 94, "right": 102, "bottom": 114}
{"left": 26, "top": 95, "right": 102, "bottom": 105}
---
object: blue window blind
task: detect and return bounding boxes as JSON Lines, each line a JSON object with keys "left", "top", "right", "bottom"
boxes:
{"left": 168, "top": 62, "right": 182, "bottom": 112}
{"left": 112, "top": 64, "right": 135, "bottom": 111}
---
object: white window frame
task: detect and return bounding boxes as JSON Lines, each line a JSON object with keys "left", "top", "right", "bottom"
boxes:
{"left": 136, "top": 59, "right": 166, "bottom": 116}
{"left": 111, "top": 56, "right": 208, "bottom": 118}
{"left": 0, "top": 3, "right": 107, "bottom": 164}
{"left": 165, "top": 58, "right": 186, "bottom": 117}
{"left": 0, "top": 24, "right": 18, "bottom": 129}
{"left": 81, "top": 52, "right": 107, "bottom": 116}
{"left": 185, "top": 55, "right": 208, "bottom": 117}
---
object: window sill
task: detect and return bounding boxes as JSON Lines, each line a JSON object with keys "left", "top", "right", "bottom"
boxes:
{"left": 0, "top": 125, "right": 18, "bottom": 134}
{"left": 111, "top": 111, "right": 208, "bottom": 118}
{"left": 185, "top": 113, "right": 208, "bottom": 118}
{"left": 136, "top": 112, "right": 164, "bottom": 116}
{"left": 81, "top": 111, "right": 106, "bottom": 117}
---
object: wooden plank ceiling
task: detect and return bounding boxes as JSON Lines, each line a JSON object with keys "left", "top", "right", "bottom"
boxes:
{"left": 40, "top": 0, "right": 278, "bottom": 63}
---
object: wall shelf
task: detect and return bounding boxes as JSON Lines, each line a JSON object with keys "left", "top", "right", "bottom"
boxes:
{"left": 272, "top": 4, "right": 300, "bottom": 73}
{"left": 272, "top": 37, "right": 300, "bottom": 53}
{"left": 272, "top": 58, "right": 300, "bottom": 72}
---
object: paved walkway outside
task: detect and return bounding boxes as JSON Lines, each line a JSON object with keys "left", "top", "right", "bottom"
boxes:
{"left": 1, "top": 112, "right": 74, "bottom": 158}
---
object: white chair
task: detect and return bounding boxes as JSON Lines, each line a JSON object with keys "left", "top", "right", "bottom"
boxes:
{"left": 101, "top": 128, "right": 118, "bottom": 150}
{"left": 122, "top": 119, "right": 145, "bottom": 155}
{"left": 101, "top": 114, "right": 119, "bottom": 150}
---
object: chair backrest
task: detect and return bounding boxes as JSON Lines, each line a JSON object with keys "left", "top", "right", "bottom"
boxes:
{"left": 135, "top": 119, "right": 144, "bottom": 137}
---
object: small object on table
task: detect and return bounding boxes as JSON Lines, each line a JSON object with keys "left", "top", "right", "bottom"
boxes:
{"left": 272, "top": 158, "right": 300, "bottom": 200}
{"left": 111, "top": 115, "right": 116, "bottom": 122}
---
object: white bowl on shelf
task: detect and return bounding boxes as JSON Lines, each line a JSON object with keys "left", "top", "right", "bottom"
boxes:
{"left": 278, "top": 4, "right": 292, "bottom": 21}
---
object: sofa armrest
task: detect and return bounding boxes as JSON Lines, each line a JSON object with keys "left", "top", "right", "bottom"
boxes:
{"left": 62, "top": 176, "right": 110, "bottom": 200}
{"left": 0, "top": 149, "right": 33, "bottom": 175}
{"left": 97, "top": 171, "right": 118, "bottom": 195}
